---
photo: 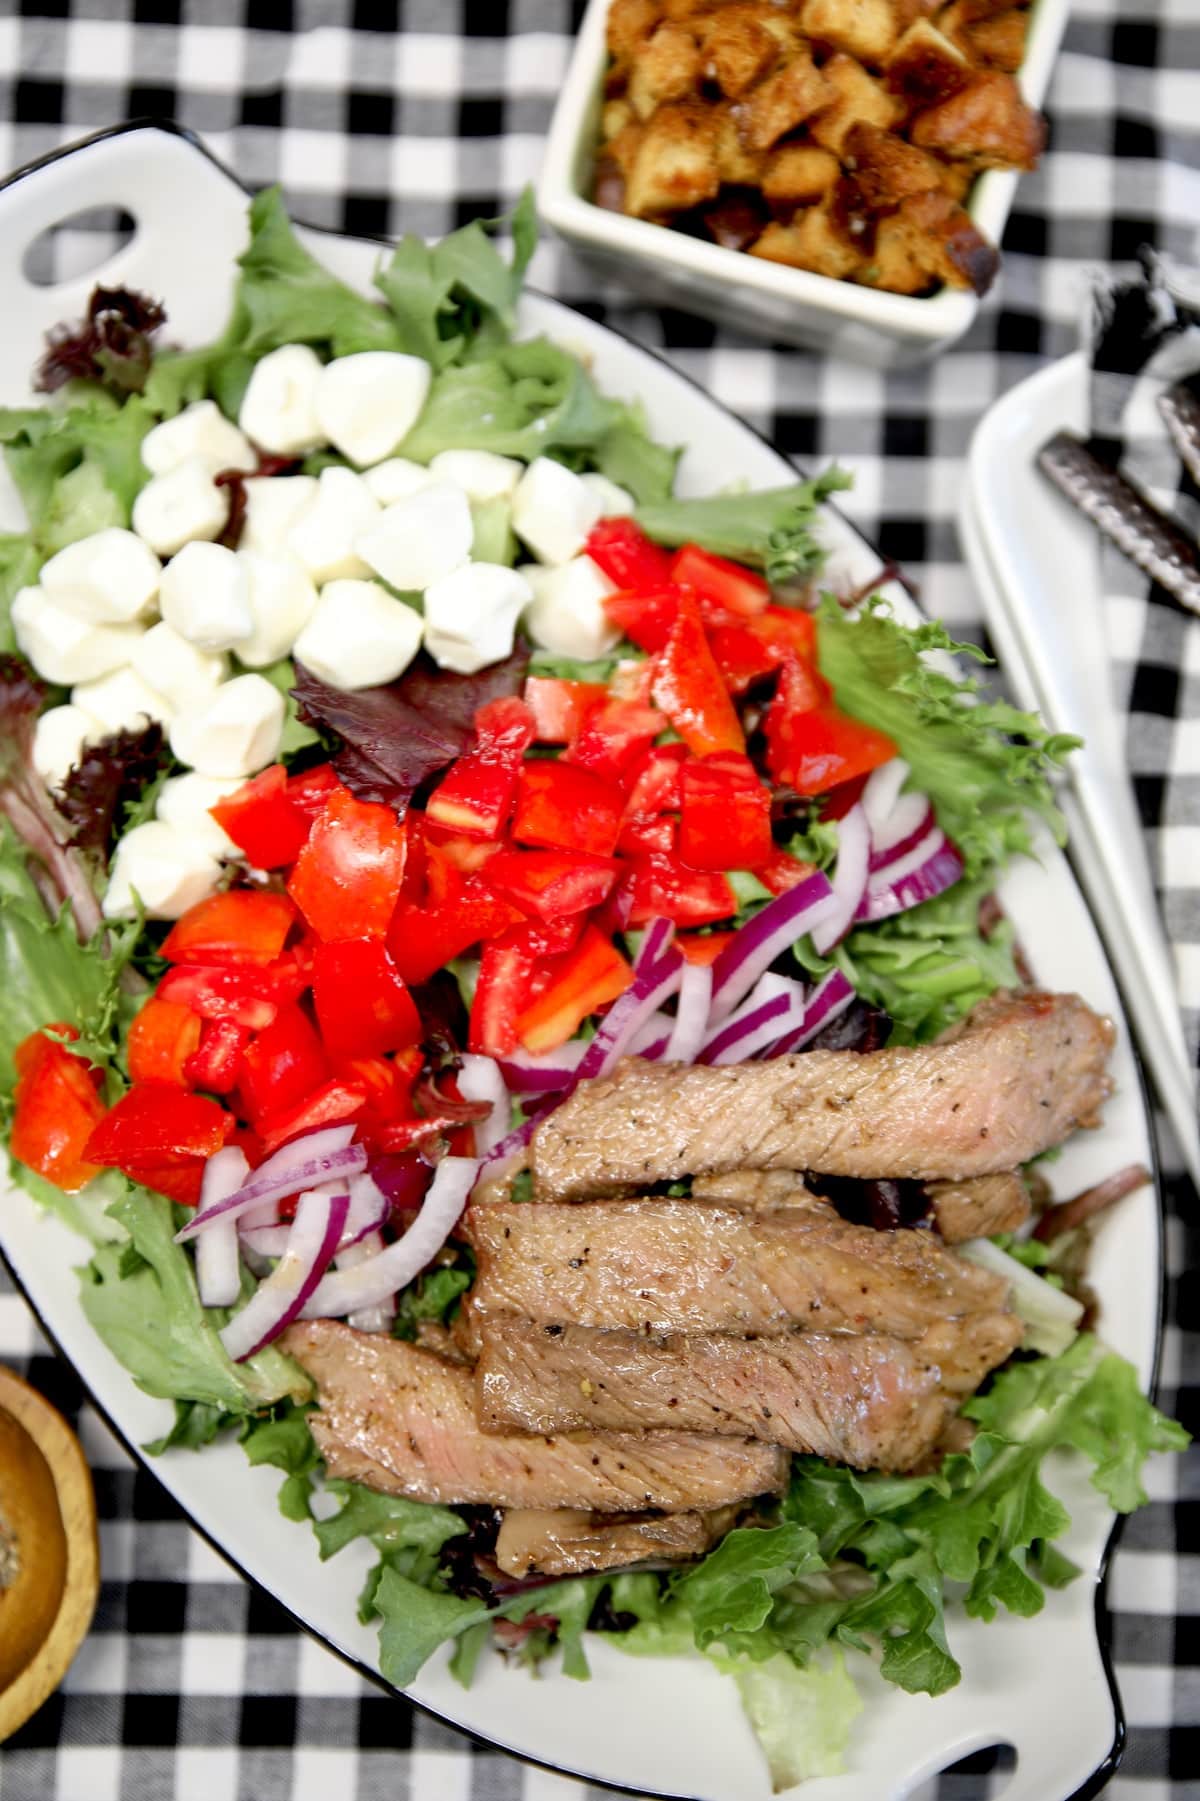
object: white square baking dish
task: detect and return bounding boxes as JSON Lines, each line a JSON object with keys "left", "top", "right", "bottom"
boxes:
{"left": 538, "top": 0, "right": 1070, "bottom": 366}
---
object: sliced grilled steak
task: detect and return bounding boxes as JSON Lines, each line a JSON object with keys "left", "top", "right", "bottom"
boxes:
{"left": 915, "top": 1310, "right": 1026, "bottom": 1395}
{"left": 928, "top": 1172, "right": 1031, "bottom": 1243}
{"left": 531, "top": 991, "right": 1113, "bottom": 1199}
{"left": 463, "top": 1196, "right": 1009, "bottom": 1340}
{"left": 494, "top": 1505, "right": 733, "bottom": 1579}
{"left": 689, "top": 1169, "right": 816, "bottom": 1208}
{"left": 282, "top": 1321, "right": 788, "bottom": 1512}
{"left": 476, "top": 1321, "right": 955, "bottom": 1469}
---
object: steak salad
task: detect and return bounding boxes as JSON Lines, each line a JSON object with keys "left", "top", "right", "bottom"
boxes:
{"left": 0, "top": 191, "right": 1186, "bottom": 1788}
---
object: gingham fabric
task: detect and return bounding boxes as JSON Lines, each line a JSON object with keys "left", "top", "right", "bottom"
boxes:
{"left": 0, "top": 4, "right": 1197, "bottom": 1799}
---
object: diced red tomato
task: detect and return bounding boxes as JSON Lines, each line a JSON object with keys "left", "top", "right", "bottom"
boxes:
{"left": 514, "top": 925, "right": 633, "bottom": 1055}
{"left": 676, "top": 930, "right": 735, "bottom": 966}
{"left": 602, "top": 586, "right": 682, "bottom": 655}
{"left": 160, "top": 890, "right": 297, "bottom": 968}
{"left": 84, "top": 1084, "right": 234, "bottom": 1172}
{"left": 623, "top": 742, "right": 688, "bottom": 817}
{"left": 210, "top": 766, "right": 311, "bottom": 869}
{"left": 584, "top": 517, "right": 673, "bottom": 590}
{"left": 388, "top": 868, "right": 522, "bottom": 986}
{"left": 288, "top": 786, "right": 408, "bottom": 943}
{"left": 11, "top": 1032, "right": 107, "bottom": 1193}
{"left": 565, "top": 698, "right": 662, "bottom": 786}
{"left": 524, "top": 676, "right": 608, "bottom": 743}
{"left": 679, "top": 752, "right": 772, "bottom": 871}
{"left": 255, "top": 1078, "right": 368, "bottom": 1155}
{"left": 236, "top": 1003, "right": 329, "bottom": 1126}
{"left": 668, "top": 544, "right": 769, "bottom": 617}
{"left": 754, "top": 846, "right": 818, "bottom": 895}
{"left": 623, "top": 850, "right": 737, "bottom": 927}
{"left": 512, "top": 761, "right": 625, "bottom": 858}
{"left": 157, "top": 961, "right": 306, "bottom": 1031}
{"left": 470, "top": 936, "right": 536, "bottom": 1057}
{"left": 419, "top": 825, "right": 500, "bottom": 875}
{"left": 708, "top": 624, "right": 785, "bottom": 694}
{"left": 183, "top": 1019, "right": 251, "bottom": 1095}
{"left": 310, "top": 939, "right": 421, "bottom": 1064}
{"left": 819, "top": 773, "right": 872, "bottom": 821}
{"left": 765, "top": 671, "right": 897, "bottom": 798}
{"left": 126, "top": 998, "right": 203, "bottom": 1088}
{"left": 747, "top": 605, "right": 818, "bottom": 661}
{"left": 285, "top": 763, "right": 340, "bottom": 820}
{"left": 338, "top": 1054, "right": 419, "bottom": 1149}
{"left": 652, "top": 596, "right": 745, "bottom": 757}
{"left": 616, "top": 813, "right": 677, "bottom": 856}
{"left": 484, "top": 848, "right": 620, "bottom": 921}
{"left": 425, "top": 697, "right": 536, "bottom": 840}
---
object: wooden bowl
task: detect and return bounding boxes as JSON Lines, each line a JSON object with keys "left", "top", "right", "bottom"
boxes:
{"left": 0, "top": 1366, "right": 99, "bottom": 1741}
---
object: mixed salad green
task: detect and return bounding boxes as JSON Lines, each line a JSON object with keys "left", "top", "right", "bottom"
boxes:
{"left": 0, "top": 190, "right": 1186, "bottom": 1790}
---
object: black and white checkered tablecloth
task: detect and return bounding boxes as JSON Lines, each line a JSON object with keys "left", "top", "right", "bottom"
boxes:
{"left": 0, "top": 4, "right": 1197, "bottom": 1798}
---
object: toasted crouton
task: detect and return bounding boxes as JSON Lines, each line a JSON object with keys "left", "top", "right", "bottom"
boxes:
{"left": 602, "top": 98, "right": 635, "bottom": 141}
{"left": 762, "top": 143, "right": 841, "bottom": 206}
{"left": 662, "top": 0, "right": 720, "bottom": 18}
{"left": 885, "top": 19, "right": 971, "bottom": 109}
{"left": 911, "top": 71, "right": 1045, "bottom": 168}
{"left": 699, "top": 5, "right": 786, "bottom": 95}
{"left": 800, "top": 0, "right": 899, "bottom": 68}
{"left": 629, "top": 21, "right": 704, "bottom": 118}
{"left": 603, "top": 119, "right": 647, "bottom": 182}
{"left": 966, "top": 10, "right": 1029, "bottom": 71}
{"left": 608, "top": 0, "right": 665, "bottom": 65}
{"left": 750, "top": 204, "right": 865, "bottom": 279}
{"left": 625, "top": 100, "right": 723, "bottom": 215}
{"left": 843, "top": 122, "right": 943, "bottom": 210}
{"left": 713, "top": 104, "right": 769, "bottom": 183}
{"left": 938, "top": 160, "right": 976, "bottom": 201}
{"left": 739, "top": 50, "right": 834, "bottom": 151}
{"left": 863, "top": 189, "right": 998, "bottom": 292}
{"left": 810, "top": 53, "right": 901, "bottom": 155}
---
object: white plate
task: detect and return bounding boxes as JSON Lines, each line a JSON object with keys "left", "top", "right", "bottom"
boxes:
{"left": 960, "top": 355, "right": 1200, "bottom": 1189}
{"left": 0, "top": 124, "right": 1163, "bottom": 1801}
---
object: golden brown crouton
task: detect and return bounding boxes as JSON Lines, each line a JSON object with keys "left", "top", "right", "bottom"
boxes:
{"left": 602, "top": 119, "right": 647, "bottom": 182}
{"left": 810, "top": 53, "right": 901, "bottom": 155}
{"left": 608, "top": 0, "right": 664, "bottom": 65}
{"left": 602, "top": 98, "right": 635, "bottom": 141}
{"left": 911, "top": 70, "right": 1045, "bottom": 168}
{"left": 843, "top": 121, "right": 943, "bottom": 209}
{"left": 762, "top": 143, "right": 841, "bottom": 206}
{"left": 966, "top": 10, "right": 1029, "bottom": 71}
{"left": 713, "top": 104, "right": 769, "bottom": 183}
{"left": 662, "top": 0, "right": 720, "bottom": 19}
{"left": 629, "top": 21, "right": 704, "bottom": 118}
{"left": 699, "top": 5, "right": 785, "bottom": 95}
{"left": 739, "top": 50, "right": 834, "bottom": 151}
{"left": 750, "top": 204, "right": 865, "bottom": 279}
{"left": 885, "top": 19, "right": 971, "bottom": 109}
{"left": 625, "top": 100, "right": 723, "bottom": 215}
{"left": 863, "top": 189, "right": 998, "bottom": 291}
{"left": 938, "top": 159, "right": 976, "bottom": 201}
{"left": 800, "top": 0, "right": 899, "bottom": 68}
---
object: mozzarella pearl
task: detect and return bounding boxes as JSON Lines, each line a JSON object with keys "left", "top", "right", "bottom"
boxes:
{"left": 356, "top": 481, "right": 473, "bottom": 592}
{"left": 156, "top": 772, "right": 244, "bottom": 857}
{"left": 240, "top": 474, "right": 319, "bottom": 556}
{"left": 32, "top": 705, "right": 96, "bottom": 789}
{"left": 131, "top": 456, "right": 230, "bottom": 557}
{"left": 287, "top": 466, "right": 379, "bottom": 584}
{"left": 39, "top": 528, "right": 161, "bottom": 624}
{"left": 511, "top": 457, "right": 607, "bottom": 565}
{"left": 238, "top": 344, "right": 326, "bottom": 456}
{"left": 103, "top": 820, "right": 222, "bottom": 921}
{"left": 520, "top": 554, "right": 620, "bottom": 660}
{"left": 11, "top": 587, "right": 143, "bottom": 685}
{"left": 72, "top": 667, "right": 173, "bottom": 735}
{"left": 169, "top": 674, "right": 285, "bottom": 779}
{"left": 236, "top": 551, "right": 318, "bottom": 667}
{"left": 293, "top": 579, "right": 424, "bottom": 691}
{"left": 132, "top": 621, "right": 228, "bottom": 712}
{"left": 423, "top": 562, "right": 533, "bottom": 675}
{"left": 314, "top": 352, "right": 432, "bottom": 468}
{"left": 428, "top": 449, "right": 523, "bottom": 503}
{"left": 141, "top": 400, "right": 256, "bottom": 477}
{"left": 158, "top": 541, "right": 254, "bottom": 653}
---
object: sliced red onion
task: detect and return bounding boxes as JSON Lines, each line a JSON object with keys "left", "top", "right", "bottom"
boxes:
{"left": 369, "top": 1152, "right": 434, "bottom": 1212}
{"left": 239, "top": 1223, "right": 292, "bottom": 1259}
{"left": 176, "top": 1125, "right": 364, "bottom": 1245}
{"left": 240, "top": 1195, "right": 281, "bottom": 1231}
{"left": 194, "top": 1147, "right": 249, "bottom": 1309}
{"left": 636, "top": 916, "right": 676, "bottom": 970}
{"left": 861, "top": 757, "right": 910, "bottom": 838}
{"left": 708, "top": 872, "right": 837, "bottom": 1024}
{"left": 868, "top": 795, "right": 934, "bottom": 871}
{"left": 769, "top": 968, "right": 856, "bottom": 1054}
{"left": 339, "top": 1232, "right": 396, "bottom": 1334}
{"left": 341, "top": 1172, "right": 390, "bottom": 1248}
{"left": 457, "top": 1054, "right": 511, "bottom": 1155}
{"left": 300, "top": 1156, "right": 479, "bottom": 1319}
{"left": 220, "top": 1188, "right": 349, "bottom": 1362}
{"left": 665, "top": 961, "right": 713, "bottom": 1064}
{"left": 499, "top": 1040, "right": 587, "bottom": 1095}
{"left": 576, "top": 945, "right": 683, "bottom": 1082}
{"left": 699, "top": 973, "right": 807, "bottom": 1065}
{"left": 811, "top": 804, "right": 871, "bottom": 955}
{"left": 630, "top": 1011, "right": 672, "bottom": 1057}
{"left": 855, "top": 832, "right": 965, "bottom": 924}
